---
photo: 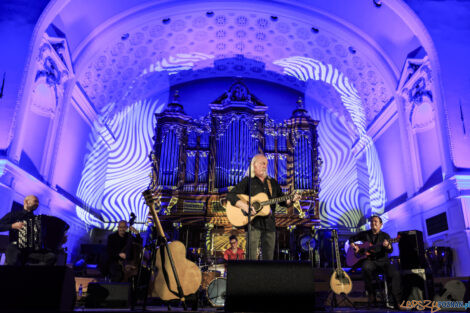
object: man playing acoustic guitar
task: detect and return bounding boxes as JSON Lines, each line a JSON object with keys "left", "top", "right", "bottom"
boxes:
{"left": 227, "top": 154, "right": 301, "bottom": 260}
{"left": 349, "top": 215, "right": 403, "bottom": 309}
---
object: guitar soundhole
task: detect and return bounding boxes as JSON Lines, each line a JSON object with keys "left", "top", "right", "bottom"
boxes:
{"left": 252, "top": 202, "right": 260, "bottom": 211}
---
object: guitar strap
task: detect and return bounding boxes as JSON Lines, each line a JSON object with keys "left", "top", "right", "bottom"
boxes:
{"left": 267, "top": 178, "right": 273, "bottom": 198}
{"left": 159, "top": 245, "right": 180, "bottom": 298}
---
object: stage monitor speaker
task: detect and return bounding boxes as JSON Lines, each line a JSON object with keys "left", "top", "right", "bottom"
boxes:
{"left": 0, "top": 266, "right": 75, "bottom": 311}
{"left": 398, "top": 230, "right": 426, "bottom": 270}
{"left": 225, "top": 260, "right": 315, "bottom": 312}
{"left": 402, "top": 269, "right": 432, "bottom": 301}
{"left": 85, "top": 282, "right": 129, "bottom": 308}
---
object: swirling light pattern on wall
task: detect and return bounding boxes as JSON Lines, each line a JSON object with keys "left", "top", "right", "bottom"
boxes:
{"left": 274, "top": 56, "right": 386, "bottom": 226}
{"left": 75, "top": 53, "right": 215, "bottom": 230}
{"left": 76, "top": 99, "right": 165, "bottom": 230}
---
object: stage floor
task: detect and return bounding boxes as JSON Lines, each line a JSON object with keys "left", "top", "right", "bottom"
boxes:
{"left": 72, "top": 308, "right": 450, "bottom": 313}
{"left": 72, "top": 304, "right": 453, "bottom": 312}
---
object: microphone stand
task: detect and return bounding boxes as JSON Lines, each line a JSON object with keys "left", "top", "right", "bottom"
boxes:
{"left": 246, "top": 159, "right": 252, "bottom": 260}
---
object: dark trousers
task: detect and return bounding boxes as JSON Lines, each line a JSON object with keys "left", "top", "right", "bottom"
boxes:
{"left": 6, "top": 244, "right": 23, "bottom": 266}
{"left": 109, "top": 261, "right": 124, "bottom": 282}
{"left": 362, "top": 259, "right": 402, "bottom": 305}
{"left": 6, "top": 244, "right": 56, "bottom": 266}
{"left": 247, "top": 225, "right": 275, "bottom": 260}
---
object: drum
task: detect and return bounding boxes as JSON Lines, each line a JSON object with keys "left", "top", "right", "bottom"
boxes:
{"left": 201, "top": 270, "right": 221, "bottom": 289}
{"left": 208, "top": 263, "right": 226, "bottom": 277}
{"left": 207, "top": 277, "right": 227, "bottom": 307}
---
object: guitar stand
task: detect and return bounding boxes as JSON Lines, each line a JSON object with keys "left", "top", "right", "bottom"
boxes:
{"left": 132, "top": 230, "right": 191, "bottom": 312}
{"left": 328, "top": 290, "right": 356, "bottom": 311}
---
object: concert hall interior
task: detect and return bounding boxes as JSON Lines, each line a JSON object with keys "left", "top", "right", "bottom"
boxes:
{"left": 0, "top": 0, "right": 469, "bottom": 311}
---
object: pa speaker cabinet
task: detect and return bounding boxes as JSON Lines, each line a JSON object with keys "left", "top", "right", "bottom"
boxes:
{"left": 85, "top": 282, "right": 129, "bottom": 308}
{"left": 398, "top": 230, "right": 426, "bottom": 270}
{"left": 225, "top": 260, "right": 315, "bottom": 312}
{"left": 402, "top": 268, "right": 433, "bottom": 301}
{"left": 0, "top": 266, "right": 75, "bottom": 311}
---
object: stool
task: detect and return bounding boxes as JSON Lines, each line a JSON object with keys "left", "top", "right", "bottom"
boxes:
{"left": 371, "top": 272, "right": 393, "bottom": 308}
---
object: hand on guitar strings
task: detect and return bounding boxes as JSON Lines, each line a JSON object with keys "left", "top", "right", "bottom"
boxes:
{"left": 382, "top": 239, "right": 392, "bottom": 249}
{"left": 237, "top": 201, "right": 255, "bottom": 216}
{"left": 350, "top": 242, "right": 360, "bottom": 253}
{"left": 291, "top": 191, "right": 302, "bottom": 203}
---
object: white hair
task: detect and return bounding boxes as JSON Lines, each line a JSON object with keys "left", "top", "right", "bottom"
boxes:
{"left": 245, "top": 154, "right": 266, "bottom": 177}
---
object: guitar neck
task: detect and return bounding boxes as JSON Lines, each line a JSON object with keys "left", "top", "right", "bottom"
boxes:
{"left": 261, "top": 194, "right": 293, "bottom": 206}
{"left": 390, "top": 237, "right": 400, "bottom": 244}
{"left": 143, "top": 191, "right": 167, "bottom": 239}
{"left": 333, "top": 230, "right": 342, "bottom": 270}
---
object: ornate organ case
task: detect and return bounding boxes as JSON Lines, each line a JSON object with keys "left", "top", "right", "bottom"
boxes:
{"left": 149, "top": 82, "right": 321, "bottom": 253}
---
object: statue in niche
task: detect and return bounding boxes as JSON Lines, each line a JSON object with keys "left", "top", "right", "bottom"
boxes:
{"left": 408, "top": 77, "right": 434, "bottom": 129}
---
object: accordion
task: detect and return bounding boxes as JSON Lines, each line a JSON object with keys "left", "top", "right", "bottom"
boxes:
{"left": 18, "top": 215, "right": 69, "bottom": 251}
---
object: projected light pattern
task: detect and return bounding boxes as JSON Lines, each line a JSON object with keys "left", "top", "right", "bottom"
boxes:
{"left": 143, "top": 53, "right": 214, "bottom": 76}
{"left": 274, "top": 56, "right": 386, "bottom": 226}
{"left": 311, "top": 105, "right": 367, "bottom": 227}
{"left": 76, "top": 99, "right": 165, "bottom": 230}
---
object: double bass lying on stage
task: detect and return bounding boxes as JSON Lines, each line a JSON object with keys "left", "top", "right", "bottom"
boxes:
{"left": 142, "top": 190, "right": 201, "bottom": 305}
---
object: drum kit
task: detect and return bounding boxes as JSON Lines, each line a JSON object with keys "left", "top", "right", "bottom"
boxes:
{"left": 197, "top": 255, "right": 227, "bottom": 307}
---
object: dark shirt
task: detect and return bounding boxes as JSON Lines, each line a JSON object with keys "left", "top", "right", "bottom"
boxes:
{"left": 107, "top": 232, "right": 131, "bottom": 262}
{"left": 349, "top": 230, "right": 393, "bottom": 262}
{"left": 0, "top": 210, "right": 34, "bottom": 242}
{"left": 226, "top": 176, "right": 287, "bottom": 232}
{"left": 106, "top": 231, "right": 141, "bottom": 263}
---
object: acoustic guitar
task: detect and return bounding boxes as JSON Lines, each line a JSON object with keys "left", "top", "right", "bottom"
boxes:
{"left": 434, "top": 280, "right": 466, "bottom": 303}
{"left": 142, "top": 190, "right": 201, "bottom": 301}
{"left": 225, "top": 191, "right": 305, "bottom": 227}
{"left": 330, "top": 229, "right": 353, "bottom": 295}
{"left": 346, "top": 236, "right": 400, "bottom": 268}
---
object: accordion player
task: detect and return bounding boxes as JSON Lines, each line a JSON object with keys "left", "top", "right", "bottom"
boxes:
{"left": 0, "top": 195, "right": 69, "bottom": 266}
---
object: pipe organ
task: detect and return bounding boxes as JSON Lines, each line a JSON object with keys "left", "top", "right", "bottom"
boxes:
{"left": 148, "top": 82, "right": 321, "bottom": 230}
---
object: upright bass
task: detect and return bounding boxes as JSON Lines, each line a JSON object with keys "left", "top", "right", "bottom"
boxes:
{"left": 142, "top": 190, "right": 201, "bottom": 302}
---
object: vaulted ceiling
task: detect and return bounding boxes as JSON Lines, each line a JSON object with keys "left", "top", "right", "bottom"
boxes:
{"left": 50, "top": 0, "right": 422, "bottom": 127}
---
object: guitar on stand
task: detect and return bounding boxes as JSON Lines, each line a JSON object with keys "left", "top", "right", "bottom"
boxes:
{"left": 141, "top": 190, "right": 202, "bottom": 309}
{"left": 329, "top": 229, "right": 355, "bottom": 310}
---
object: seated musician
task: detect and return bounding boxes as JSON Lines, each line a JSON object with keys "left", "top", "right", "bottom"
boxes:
{"left": 349, "top": 215, "right": 403, "bottom": 308}
{"left": 0, "top": 195, "right": 56, "bottom": 265}
{"left": 104, "top": 220, "right": 141, "bottom": 282}
{"left": 223, "top": 235, "right": 245, "bottom": 261}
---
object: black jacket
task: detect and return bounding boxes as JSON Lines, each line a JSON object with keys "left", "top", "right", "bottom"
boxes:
{"left": 349, "top": 230, "right": 393, "bottom": 262}
{"left": 0, "top": 210, "right": 34, "bottom": 242}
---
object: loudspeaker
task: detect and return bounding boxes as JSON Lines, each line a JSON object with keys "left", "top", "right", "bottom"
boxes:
{"left": 402, "top": 269, "right": 432, "bottom": 301}
{"left": 85, "top": 282, "right": 129, "bottom": 308}
{"left": 0, "top": 266, "right": 75, "bottom": 311}
{"left": 398, "top": 230, "right": 426, "bottom": 270}
{"left": 225, "top": 261, "right": 315, "bottom": 312}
